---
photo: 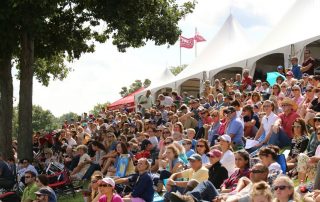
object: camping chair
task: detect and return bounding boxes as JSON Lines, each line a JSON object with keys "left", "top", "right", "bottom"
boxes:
{"left": 47, "top": 168, "right": 75, "bottom": 197}
{"left": 276, "top": 154, "right": 287, "bottom": 174}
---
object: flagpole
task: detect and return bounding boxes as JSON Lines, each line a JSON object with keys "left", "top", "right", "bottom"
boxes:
{"left": 195, "top": 27, "right": 197, "bottom": 58}
{"left": 180, "top": 45, "right": 182, "bottom": 66}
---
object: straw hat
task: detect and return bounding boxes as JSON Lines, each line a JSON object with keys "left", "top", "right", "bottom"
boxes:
{"left": 281, "top": 97, "right": 298, "bottom": 111}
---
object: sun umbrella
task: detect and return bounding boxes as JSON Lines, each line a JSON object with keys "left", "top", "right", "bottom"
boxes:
{"left": 266, "top": 72, "right": 286, "bottom": 86}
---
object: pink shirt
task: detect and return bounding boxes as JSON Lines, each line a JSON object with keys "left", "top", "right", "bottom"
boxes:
{"left": 99, "top": 194, "right": 124, "bottom": 202}
{"left": 279, "top": 112, "right": 300, "bottom": 139}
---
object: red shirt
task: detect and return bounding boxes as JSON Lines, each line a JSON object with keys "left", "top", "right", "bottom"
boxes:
{"left": 241, "top": 76, "right": 253, "bottom": 91}
{"left": 203, "top": 116, "right": 214, "bottom": 125}
{"left": 279, "top": 111, "right": 300, "bottom": 138}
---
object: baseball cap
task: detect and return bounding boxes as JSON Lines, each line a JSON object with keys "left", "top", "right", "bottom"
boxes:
{"left": 35, "top": 188, "right": 53, "bottom": 200}
{"left": 99, "top": 177, "right": 115, "bottom": 187}
{"left": 206, "top": 149, "right": 223, "bottom": 158}
{"left": 187, "top": 153, "right": 202, "bottom": 161}
{"left": 219, "top": 134, "right": 231, "bottom": 143}
{"left": 286, "top": 71, "right": 293, "bottom": 76}
{"left": 277, "top": 65, "right": 284, "bottom": 69}
{"left": 226, "top": 106, "right": 236, "bottom": 114}
{"left": 303, "top": 73, "right": 309, "bottom": 77}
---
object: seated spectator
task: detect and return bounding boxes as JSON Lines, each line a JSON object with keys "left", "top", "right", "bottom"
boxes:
{"left": 218, "top": 135, "right": 236, "bottom": 177}
{"left": 34, "top": 187, "right": 56, "bottom": 202}
{"left": 157, "top": 145, "right": 185, "bottom": 192}
{"left": 35, "top": 174, "right": 57, "bottom": 202}
{"left": 206, "top": 149, "right": 228, "bottom": 188}
{"left": 272, "top": 176, "right": 300, "bottom": 202}
{"left": 98, "top": 177, "right": 123, "bottom": 202}
{"left": 116, "top": 158, "right": 154, "bottom": 202}
{"left": 242, "top": 104, "right": 260, "bottom": 138}
{"left": 250, "top": 181, "right": 273, "bottom": 202}
{"left": 195, "top": 139, "right": 210, "bottom": 164}
{"left": 165, "top": 154, "right": 208, "bottom": 199}
{"left": 186, "top": 128, "right": 197, "bottom": 150}
{"left": 269, "top": 98, "right": 300, "bottom": 148}
{"left": 70, "top": 145, "right": 91, "bottom": 180}
{"left": 21, "top": 170, "right": 39, "bottom": 202}
{"left": 220, "top": 150, "right": 250, "bottom": 193}
{"left": 253, "top": 100, "right": 279, "bottom": 151}
{"left": 258, "top": 146, "right": 282, "bottom": 184}
{"left": 18, "top": 158, "right": 38, "bottom": 182}
{"left": 286, "top": 118, "right": 309, "bottom": 174}
{"left": 225, "top": 106, "right": 244, "bottom": 149}
{"left": 204, "top": 110, "right": 221, "bottom": 146}
{"left": 182, "top": 139, "right": 195, "bottom": 158}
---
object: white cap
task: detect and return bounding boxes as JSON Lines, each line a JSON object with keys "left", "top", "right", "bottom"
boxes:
{"left": 100, "top": 177, "right": 115, "bottom": 187}
{"left": 220, "top": 134, "right": 231, "bottom": 143}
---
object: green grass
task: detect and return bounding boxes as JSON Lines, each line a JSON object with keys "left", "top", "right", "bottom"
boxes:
{"left": 58, "top": 193, "right": 83, "bottom": 202}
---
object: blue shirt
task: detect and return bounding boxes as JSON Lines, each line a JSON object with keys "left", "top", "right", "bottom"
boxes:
{"left": 185, "top": 149, "right": 195, "bottom": 158}
{"left": 226, "top": 117, "right": 244, "bottom": 146}
{"left": 208, "top": 122, "right": 221, "bottom": 145}
{"left": 131, "top": 172, "right": 154, "bottom": 202}
{"left": 292, "top": 64, "right": 302, "bottom": 79}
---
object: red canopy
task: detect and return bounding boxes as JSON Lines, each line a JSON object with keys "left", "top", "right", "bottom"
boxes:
{"left": 108, "top": 87, "right": 145, "bottom": 111}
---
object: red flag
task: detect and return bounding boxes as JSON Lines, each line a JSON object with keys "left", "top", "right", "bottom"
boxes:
{"left": 194, "top": 34, "right": 206, "bottom": 42}
{"left": 180, "top": 36, "right": 194, "bottom": 49}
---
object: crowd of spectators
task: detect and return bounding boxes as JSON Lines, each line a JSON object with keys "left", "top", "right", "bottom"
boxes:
{"left": 1, "top": 49, "right": 320, "bottom": 202}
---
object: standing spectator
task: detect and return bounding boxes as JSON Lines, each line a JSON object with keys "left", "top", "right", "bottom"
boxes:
{"left": 138, "top": 90, "right": 153, "bottom": 116}
{"left": 0, "top": 152, "right": 15, "bottom": 190}
{"left": 301, "top": 49, "right": 316, "bottom": 75}
{"left": 241, "top": 69, "right": 253, "bottom": 92}
{"left": 277, "top": 65, "right": 286, "bottom": 76}
{"left": 158, "top": 94, "right": 173, "bottom": 107}
{"left": 291, "top": 56, "right": 302, "bottom": 79}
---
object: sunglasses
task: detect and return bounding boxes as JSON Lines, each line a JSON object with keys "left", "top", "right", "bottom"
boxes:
{"left": 306, "top": 90, "right": 313, "bottom": 92}
{"left": 315, "top": 118, "right": 320, "bottom": 122}
{"left": 273, "top": 185, "right": 289, "bottom": 191}
{"left": 164, "top": 141, "right": 173, "bottom": 145}
{"left": 292, "top": 89, "right": 300, "bottom": 91}
{"left": 197, "top": 145, "right": 205, "bottom": 148}
{"left": 99, "top": 184, "right": 112, "bottom": 187}
{"left": 163, "top": 131, "right": 170, "bottom": 134}
{"left": 263, "top": 105, "right": 271, "bottom": 108}
{"left": 182, "top": 143, "right": 191, "bottom": 145}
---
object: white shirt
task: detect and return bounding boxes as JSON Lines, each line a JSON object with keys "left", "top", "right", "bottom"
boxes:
{"left": 220, "top": 150, "right": 236, "bottom": 177}
{"left": 160, "top": 96, "right": 174, "bottom": 106}
{"left": 261, "top": 112, "right": 279, "bottom": 135}
{"left": 67, "top": 138, "right": 77, "bottom": 147}
{"left": 139, "top": 95, "right": 153, "bottom": 109}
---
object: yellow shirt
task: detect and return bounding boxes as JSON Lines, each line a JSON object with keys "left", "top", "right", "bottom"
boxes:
{"left": 180, "top": 166, "right": 208, "bottom": 183}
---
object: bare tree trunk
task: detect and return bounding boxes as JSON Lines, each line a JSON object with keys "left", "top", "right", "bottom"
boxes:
{"left": 18, "top": 31, "right": 34, "bottom": 161}
{"left": 0, "top": 53, "right": 14, "bottom": 160}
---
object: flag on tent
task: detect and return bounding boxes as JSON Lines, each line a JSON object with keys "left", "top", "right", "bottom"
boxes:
{"left": 194, "top": 33, "right": 206, "bottom": 42}
{"left": 180, "top": 36, "right": 194, "bottom": 49}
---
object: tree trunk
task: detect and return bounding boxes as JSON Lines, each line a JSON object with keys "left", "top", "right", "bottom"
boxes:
{"left": 0, "top": 53, "right": 14, "bottom": 160}
{"left": 18, "top": 31, "right": 34, "bottom": 161}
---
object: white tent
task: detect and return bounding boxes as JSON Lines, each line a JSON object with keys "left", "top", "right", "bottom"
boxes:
{"left": 147, "top": 14, "right": 253, "bottom": 97}
{"left": 209, "top": 0, "right": 320, "bottom": 79}
{"left": 134, "top": 67, "right": 175, "bottom": 103}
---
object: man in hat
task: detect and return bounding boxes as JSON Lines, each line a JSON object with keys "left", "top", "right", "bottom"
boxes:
{"left": 225, "top": 106, "right": 244, "bottom": 149}
{"left": 206, "top": 149, "right": 228, "bottom": 188}
{"left": 34, "top": 188, "right": 56, "bottom": 202}
{"left": 277, "top": 65, "right": 286, "bottom": 76}
{"left": 269, "top": 98, "right": 300, "bottom": 148}
{"left": 165, "top": 154, "right": 208, "bottom": 197}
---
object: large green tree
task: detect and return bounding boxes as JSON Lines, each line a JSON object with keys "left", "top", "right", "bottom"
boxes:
{"left": 0, "top": 0, "right": 195, "bottom": 160}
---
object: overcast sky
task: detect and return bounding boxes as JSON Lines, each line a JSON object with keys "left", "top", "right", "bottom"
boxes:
{"left": 12, "top": 0, "right": 295, "bottom": 117}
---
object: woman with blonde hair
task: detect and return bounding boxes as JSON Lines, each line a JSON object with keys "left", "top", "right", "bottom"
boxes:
{"left": 272, "top": 175, "right": 300, "bottom": 202}
{"left": 250, "top": 181, "right": 272, "bottom": 202}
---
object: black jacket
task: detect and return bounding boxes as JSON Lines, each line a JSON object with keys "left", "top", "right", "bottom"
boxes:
{"left": 208, "top": 161, "right": 228, "bottom": 188}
